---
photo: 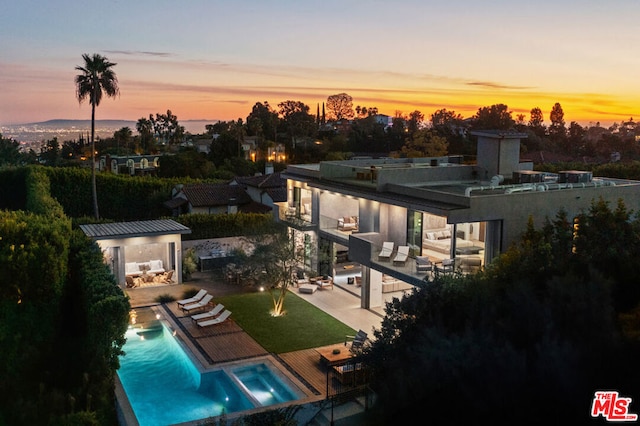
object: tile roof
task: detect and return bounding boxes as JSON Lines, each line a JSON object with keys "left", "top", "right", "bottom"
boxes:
{"left": 180, "top": 183, "right": 251, "bottom": 207}
{"left": 239, "top": 201, "right": 272, "bottom": 214}
{"left": 264, "top": 187, "right": 287, "bottom": 202}
{"left": 234, "top": 172, "right": 284, "bottom": 189}
{"left": 79, "top": 219, "right": 191, "bottom": 239}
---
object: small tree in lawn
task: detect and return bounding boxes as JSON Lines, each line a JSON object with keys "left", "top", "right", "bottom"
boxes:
{"left": 247, "top": 227, "right": 305, "bottom": 317}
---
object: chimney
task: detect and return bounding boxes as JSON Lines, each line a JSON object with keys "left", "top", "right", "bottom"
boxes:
{"left": 265, "top": 162, "right": 274, "bottom": 175}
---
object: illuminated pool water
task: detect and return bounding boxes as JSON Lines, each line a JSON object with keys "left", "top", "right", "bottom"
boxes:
{"left": 232, "top": 363, "right": 300, "bottom": 406}
{"left": 118, "top": 323, "right": 302, "bottom": 426}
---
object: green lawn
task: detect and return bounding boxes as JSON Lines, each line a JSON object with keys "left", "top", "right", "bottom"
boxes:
{"left": 216, "top": 291, "right": 356, "bottom": 354}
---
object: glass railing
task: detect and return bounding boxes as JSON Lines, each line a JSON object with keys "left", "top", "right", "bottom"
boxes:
{"left": 365, "top": 240, "right": 479, "bottom": 282}
{"left": 275, "top": 202, "right": 314, "bottom": 228}
{"left": 319, "top": 214, "right": 359, "bottom": 234}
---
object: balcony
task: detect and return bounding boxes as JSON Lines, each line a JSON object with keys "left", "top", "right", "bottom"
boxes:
{"left": 275, "top": 202, "right": 315, "bottom": 231}
{"left": 319, "top": 214, "right": 360, "bottom": 244}
{"left": 349, "top": 234, "right": 482, "bottom": 286}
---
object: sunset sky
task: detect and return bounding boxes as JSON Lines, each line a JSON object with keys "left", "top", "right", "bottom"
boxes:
{"left": 2, "top": 0, "right": 639, "bottom": 128}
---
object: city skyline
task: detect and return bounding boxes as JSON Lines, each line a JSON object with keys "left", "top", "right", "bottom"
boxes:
{"left": 2, "top": 1, "right": 639, "bottom": 128}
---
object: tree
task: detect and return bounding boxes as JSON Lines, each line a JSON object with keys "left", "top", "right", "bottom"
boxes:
{"left": 242, "top": 228, "right": 305, "bottom": 316}
{"left": 567, "top": 121, "right": 586, "bottom": 156}
{"left": 0, "top": 134, "right": 25, "bottom": 166}
{"left": 355, "top": 105, "right": 379, "bottom": 118}
{"left": 326, "top": 93, "right": 354, "bottom": 121}
{"left": 431, "top": 108, "right": 464, "bottom": 129}
{"left": 75, "top": 53, "right": 119, "bottom": 220}
{"left": 136, "top": 117, "right": 154, "bottom": 153}
{"left": 113, "top": 127, "right": 132, "bottom": 155}
{"left": 277, "top": 100, "right": 315, "bottom": 150}
{"left": 430, "top": 108, "right": 468, "bottom": 153}
{"left": 549, "top": 102, "right": 567, "bottom": 146}
{"left": 400, "top": 129, "right": 448, "bottom": 157}
{"left": 246, "top": 101, "right": 279, "bottom": 142}
{"left": 471, "top": 103, "right": 514, "bottom": 130}
{"left": 150, "top": 109, "right": 185, "bottom": 146}
{"left": 350, "top": 115, "right": 388, "bottom": 153}
{"left": 528, "top": 107, "right": 546, "bottom": 137}
{"left": 406, "top": 110, "right": 424, "bottom": 135}
{"left": 40, "top": 137, "right": 61, "bottom": 166}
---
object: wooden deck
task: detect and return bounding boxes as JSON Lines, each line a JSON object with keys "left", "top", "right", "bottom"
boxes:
{"left": 163, "top": 302, "right": 270, "bottom": 364}
{"left": 278, "top": 347, "right": 332, "bottom": 396}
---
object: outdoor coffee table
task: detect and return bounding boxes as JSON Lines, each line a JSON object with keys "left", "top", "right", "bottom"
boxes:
{"left": 455, "top": 246, "right": 483, "bottom": 255}
{"left": 298, "top": 283, "right": 317, "bottom": 294}
{"left": 316, "top": 343, "right": 353, "bottom": 366}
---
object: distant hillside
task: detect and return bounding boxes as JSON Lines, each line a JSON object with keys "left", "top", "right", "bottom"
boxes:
{"left": 28, "top": 119, "right": 136, "bottom": 128}
{"left": 2, "top": 119, "right": 218, "bottom": 145}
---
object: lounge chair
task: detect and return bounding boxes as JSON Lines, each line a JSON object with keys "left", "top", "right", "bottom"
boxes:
{"left": 176, "top": 289, "right": 207, "bottom": 308}
{"left": 181, "top": 294, "right": 213, "bottom": 314}
{"left": 196, "top": 309, "right": 232, "bottom": 327}
{"left": 378, "top": 241, "right": 394, "bottom": 261}
{"left": 190, "top": 303, "right": 224, "bottom": 323}
{"left": 345, "top": 329, "right": 368, "bottom": 351}
{"left": 393, "top": 245, "right": 410, "bottom": 264}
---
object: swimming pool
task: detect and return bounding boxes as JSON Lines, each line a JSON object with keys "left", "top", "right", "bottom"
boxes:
{"left": 118, "top": 322, "right": 304, "bottom": 426}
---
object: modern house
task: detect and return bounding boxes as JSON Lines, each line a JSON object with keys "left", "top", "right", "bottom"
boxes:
{"left": 275, "top": 130, "right": 640, "bottom": 311}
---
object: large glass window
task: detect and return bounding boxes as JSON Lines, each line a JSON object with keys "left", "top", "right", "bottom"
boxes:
{"left": 407, "top": 209, "right": 423, "bottom": 256}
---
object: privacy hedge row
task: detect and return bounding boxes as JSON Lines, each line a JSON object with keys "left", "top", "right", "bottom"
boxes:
{"left": 0, "top": 189, "right": 130, "bottom": 425}
{"left": 172, "top": 212, "right": 280, "bottom": 240}
{"left": 24, "top": 166, "right": 66, "bottom": 219}
{"left": 42, "top": 167, "right": 208, "bottom": 220}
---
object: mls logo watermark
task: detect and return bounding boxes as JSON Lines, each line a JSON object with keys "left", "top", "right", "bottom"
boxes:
{"left": 591, "top": 391, "right": 638, "bottom": 422}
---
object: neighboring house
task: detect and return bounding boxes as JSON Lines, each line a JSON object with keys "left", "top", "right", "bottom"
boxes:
{"left": 373, "top": 114, "right": 393, "bottom": 129}
{"left": 275, "top": 130, "right": 640, "bottom": 311}
{"left": 99, "top": 154, "right": 161, "bottom": 175}
{"left": 230, "top": 170, "right": 287, "bottom": 211}
{"left": 79, "top": 219, "right": 191, "bottom": 288}
{"left": 193, "top": 139, "right": 211, "bottom": 154}
{"left": 165, "top": 182, "right": 270, "bottom": 216}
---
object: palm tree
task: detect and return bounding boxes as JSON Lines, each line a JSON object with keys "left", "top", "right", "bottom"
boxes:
{"left": 75, "top": 53, "right": 119, "bottom": 219}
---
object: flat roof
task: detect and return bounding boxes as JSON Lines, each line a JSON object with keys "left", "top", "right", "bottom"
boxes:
{"left": 79, "top": 219, "right": 191, "bottom": 240}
